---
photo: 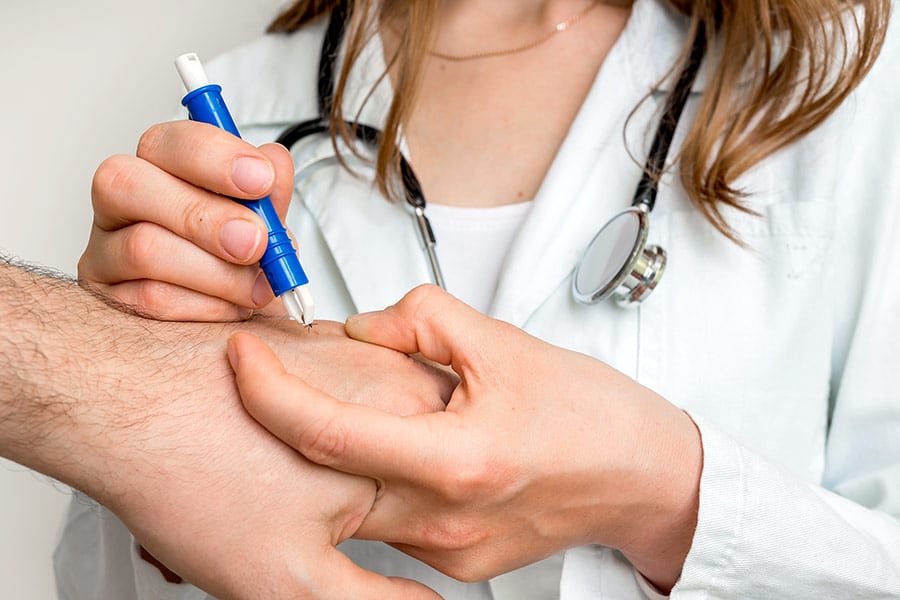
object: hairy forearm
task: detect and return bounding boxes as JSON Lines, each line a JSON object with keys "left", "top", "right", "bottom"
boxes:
{"left": 0, "top": 257, "right": 186, "bottom": 500}
{"left": 0, "top": 256, "right": 267, "bottom": 515}
{"left": 0, "top": 257, "right": 456, "bottom": 598}
{"left": 1, "top": 259, "right": 91, "bottom": 469}
{"left": 0, "top": 256, "right": 450, "bottom": 510}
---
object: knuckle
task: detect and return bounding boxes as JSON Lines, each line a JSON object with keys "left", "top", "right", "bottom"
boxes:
{"left": 406, "top": 283, "right": 441, "bottom": 307}
{"left": 439, "top": 457, "right": 494, "bottom": 504}
{"left": 178, "top": 195, "right": 215, "bottom": 242}
{"left": 121, "top": 222, "right": 161, "bottom": 273}
{"left": 91, "top": 155, "right": 136, "bottom": 209}
{"left": 296, "top": 415, "right": 347, "bottom": 466}
{"left": 417, "top": 515, "right": 488, "bottom": 560}
{"left": 133, "top": 279, "right": 172, "bottom": 313}
{"left": 402, "top": 283, "right": 448, "bottom": 326}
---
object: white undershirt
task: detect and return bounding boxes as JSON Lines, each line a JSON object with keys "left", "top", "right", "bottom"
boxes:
{"left": 426, "top": 200, "right": 568, "bottom": 600}
{"left": 426, "top": 201, "right": 533, "bottom": 314}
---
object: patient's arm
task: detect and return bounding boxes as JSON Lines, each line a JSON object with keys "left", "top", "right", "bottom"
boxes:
{"left": 0, "top": 257, "right": 446, "bottom": 599}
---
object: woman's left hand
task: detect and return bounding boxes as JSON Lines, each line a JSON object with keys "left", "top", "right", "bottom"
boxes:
{"left": 229, "top": 285, "right": 703, "bottom": 591}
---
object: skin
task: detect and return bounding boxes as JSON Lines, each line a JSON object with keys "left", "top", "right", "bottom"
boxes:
{"left": 78, "top": 121, "right": 293, "bottom": 321}
{"left": 395, "top": 0, "right": 633, "bottom": 208}
{"left": 0, "top": 259, "right": 447, "bottom": 599}
{"left": 230, "top": 285, "right": 702, "bottom": 591}
{"left": 77, "top": 0, "right": 701, "bottom": 593}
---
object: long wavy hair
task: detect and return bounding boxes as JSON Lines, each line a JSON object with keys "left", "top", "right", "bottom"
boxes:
{"left": 269, "top": 0, "right": 890, "bottom": 238}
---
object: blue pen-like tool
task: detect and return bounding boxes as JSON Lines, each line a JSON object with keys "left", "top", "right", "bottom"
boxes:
{"left": 175, "top": 53, "right": 314, "bottom": 325}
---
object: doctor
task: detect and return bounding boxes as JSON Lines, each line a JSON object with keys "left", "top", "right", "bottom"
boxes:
{"left": 75, "top": 0, "right": 900, "bottom": 598}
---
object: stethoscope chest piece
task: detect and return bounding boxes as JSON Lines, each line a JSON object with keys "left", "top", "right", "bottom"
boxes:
{"left": 572, "top": 206, "right": 666, "bottom": 306}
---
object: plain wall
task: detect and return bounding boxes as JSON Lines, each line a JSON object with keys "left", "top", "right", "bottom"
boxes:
{"left": 0, "top": 1, "right": 283, "bottom": 597}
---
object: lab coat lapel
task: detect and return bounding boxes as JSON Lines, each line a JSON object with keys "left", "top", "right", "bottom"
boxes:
{"left": 489, "top": 0, "right": 696, "bottom": 327}
{"left": 300, "top": 155, "right": 433, "bottom": 314}
{"left": 294, "top": 35, "right": 432, "bottom": 314}
{"left": 292, "top": 0, "right": 703, "bottom": 321}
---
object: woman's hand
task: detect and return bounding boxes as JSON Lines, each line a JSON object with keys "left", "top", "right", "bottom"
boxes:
{"left": 237, "top": 318, "right": 456, "bottom": 417}
{"left": 229, "top": 285, "right": 703, "bottom": 591}
{"left": 78, "top": 120, "right": 295, "bottom": 321}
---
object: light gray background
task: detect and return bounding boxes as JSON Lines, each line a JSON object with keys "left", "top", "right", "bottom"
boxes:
{"left": 0, "top": 2, "right": 283, "bottom": 597}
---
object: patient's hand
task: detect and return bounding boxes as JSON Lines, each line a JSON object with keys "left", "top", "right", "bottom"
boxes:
{"left": 113, "top": 315, "right": 449, "bottom": 598}
{"left": 254, "top": 318, "right": 454, "bottom": 416}
{"left": 3, "top": 265, "right": 445, "bottom": 599}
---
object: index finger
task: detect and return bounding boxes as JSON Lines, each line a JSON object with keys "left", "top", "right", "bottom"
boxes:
{"left": 92, "top": 137, "right": 296, "bottom": 266}
{"left": 137, "top": 120, "right": 276, "bottom": 199}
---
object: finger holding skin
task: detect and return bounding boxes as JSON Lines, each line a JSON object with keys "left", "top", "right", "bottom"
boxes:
{"left": 246, "top": 285, "right": 702, "bottom": 587}
{"left": 239, "top": 320, "right": 454, "bottom": 416}
{"left": 345, "top": 285, "right": 493, "bottom": 371}
{"left": 79, "top": 221, "right": 271, "bottom": 310}
{"left": 227, "top": 330, "right": 512, "bottom": 577}
{"left": 228, "top": 332, "right": 453, "bottom": 485}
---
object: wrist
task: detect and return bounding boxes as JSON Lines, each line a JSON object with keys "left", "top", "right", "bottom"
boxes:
{"left": 0, "top": 262, "right": 118, "bottom": 482}
{"left": 0, "top": 261, "right": 228, "bottom": 509}
{"left": 618, "top": 406, "right": 702, "bottom": 593}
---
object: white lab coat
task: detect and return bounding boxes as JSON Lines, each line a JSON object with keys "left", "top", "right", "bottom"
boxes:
{"left": 54, "top": 0, "right": 900, "bottom": 598}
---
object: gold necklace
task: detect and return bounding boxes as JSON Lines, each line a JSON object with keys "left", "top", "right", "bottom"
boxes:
{"left": 430, "top": 1, "right": 602, "bottom": 62}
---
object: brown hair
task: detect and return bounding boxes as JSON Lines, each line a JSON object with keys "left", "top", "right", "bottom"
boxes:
{"left": 269, "top": 0, "right": 890, "bottom": 239}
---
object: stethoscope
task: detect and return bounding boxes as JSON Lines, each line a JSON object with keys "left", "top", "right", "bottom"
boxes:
{"left": 277, "top": 0, "right": 706, "bottom": 306}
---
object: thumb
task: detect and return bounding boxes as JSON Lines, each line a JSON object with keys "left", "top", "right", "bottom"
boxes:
{"left": 227, "top": 332, "right": 452, "bottom": 484}
{"left": 316, "top": 547, "right": 442, "bottom": 599}
{"left": 345, "top": 284, "right": 498, "bottom": 372}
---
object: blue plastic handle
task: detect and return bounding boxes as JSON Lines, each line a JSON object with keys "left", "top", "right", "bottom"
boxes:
{"left": 181, "top": 84, "right": 309, "bottom": 296}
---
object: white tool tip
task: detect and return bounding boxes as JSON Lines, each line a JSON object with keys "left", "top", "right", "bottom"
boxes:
{"left": 175, "top": 53, "right": 209, "bottom": 93}
{"left": 282, "top": 286, "right": 315, "bottom": 326}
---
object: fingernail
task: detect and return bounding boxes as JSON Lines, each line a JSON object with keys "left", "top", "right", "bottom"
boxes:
{"left": 251, "top": 271, "right": 272, "bottom": 307}
{"left": 346, "top": 311, "right": 378, "bottom": 328}
{"left": 231, "top": 156, "right": 274, "bottom": 196}
{"left": 220, "top": 219, "right": 263, "bottom": 262}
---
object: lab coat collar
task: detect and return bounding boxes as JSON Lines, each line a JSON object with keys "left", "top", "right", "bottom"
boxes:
{"left": 488, "top": 0, "right": 709, "bottom": 325}
{"left": 272, "top": 0, "right": 713, "bottom": 320}
{"left": 298, "top": 146, "right": 435, "bottom": 314}
{"left": 625, "top": 0, "right": 710, "bottom": 94}
{"left": 207, "top": 14, "right": 391, "bottom": 132}
{"left": 489, "top": 1, "right": 669, "bottom": 326}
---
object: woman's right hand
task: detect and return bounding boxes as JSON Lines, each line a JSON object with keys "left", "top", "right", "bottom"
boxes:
{"left": 78, "top": 119, "right": 296, "bottom": 321}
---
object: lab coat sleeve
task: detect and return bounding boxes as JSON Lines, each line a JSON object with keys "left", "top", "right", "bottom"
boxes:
{"left": 672, "top": 51, "right": 900, "bottom": 597}
{"left": 673, "top": 415, "right": 900, "bottom": 598}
